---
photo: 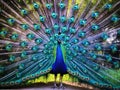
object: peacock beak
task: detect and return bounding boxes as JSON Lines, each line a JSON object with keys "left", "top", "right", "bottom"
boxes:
{"left": 58, "top": 40, "right": 61, "bottom": 44}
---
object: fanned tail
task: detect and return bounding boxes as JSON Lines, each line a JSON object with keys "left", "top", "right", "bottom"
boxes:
{"left": 0, "top": 0, "right": 120, "bottom": 89}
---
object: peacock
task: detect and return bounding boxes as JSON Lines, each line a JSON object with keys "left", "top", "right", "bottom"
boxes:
{"left": 0, "top": 0, "right": 120, "bottom": 89}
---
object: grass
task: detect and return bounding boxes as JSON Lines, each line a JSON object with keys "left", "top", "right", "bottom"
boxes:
{"left": 27, "top": 74, "right": 79, "bottom": 84}
{"left": 27, "top": 69, "right": 120, "bottom": 89}
{"left": 103, "top": 69, "right": 120, "bottom": 86}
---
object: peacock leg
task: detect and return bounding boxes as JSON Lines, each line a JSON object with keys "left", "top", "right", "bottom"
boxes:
{"left": 59, "top": 74, "right": 65, "bottom": 89}
{"left": 53, "top": 74, "right": 57, "bottom": 88}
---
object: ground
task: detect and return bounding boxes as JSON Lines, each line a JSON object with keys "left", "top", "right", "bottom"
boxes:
{"left": 0, "top": 82, "right": 100, "bottom": 90}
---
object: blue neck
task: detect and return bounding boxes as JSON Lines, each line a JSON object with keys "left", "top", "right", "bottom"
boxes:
{"left": 56, "top": 44, "right": 64, "bottom": 63}
{"left": 51, "top": 43, "right": 67, "bottom": 74}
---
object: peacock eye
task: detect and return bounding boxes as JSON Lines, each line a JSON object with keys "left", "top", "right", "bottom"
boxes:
{"left": 73, "top": 4, "right": 79, "bottom": 10}
{"left": 11, "top": 19, "right": 13, "bottom": 22}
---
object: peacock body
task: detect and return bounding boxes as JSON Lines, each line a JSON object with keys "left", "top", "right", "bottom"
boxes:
{"left": 0, "top": 0, "right": 120, "bottom": 89}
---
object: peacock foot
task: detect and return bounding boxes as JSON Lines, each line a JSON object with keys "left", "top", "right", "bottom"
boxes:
{"left": 59, "top": 84, "right": 65, "bottom": 89}
{"left": 52, "top": 83, "right": 58, "bottom": 88}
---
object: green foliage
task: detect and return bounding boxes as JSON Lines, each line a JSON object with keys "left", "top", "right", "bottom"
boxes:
{"left": 103, "top": 69, "right": 120, "bottom": 86}
{"left": 27, "top": 74, "right": 79, "bottom": 84}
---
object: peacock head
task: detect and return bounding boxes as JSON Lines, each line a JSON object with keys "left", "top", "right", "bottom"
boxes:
{"left": 58, "top": 32, "right": 61, "bottom": 44}
{"left": 58, "top": 40, "right": 61, "bottom": 45}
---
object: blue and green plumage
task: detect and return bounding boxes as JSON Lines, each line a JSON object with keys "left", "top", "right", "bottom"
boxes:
{"left": 51, "top": 43, "right": 67, "bottom": 75}
{"left": 0, "top": 0, "right": 120, "bottom": 89}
